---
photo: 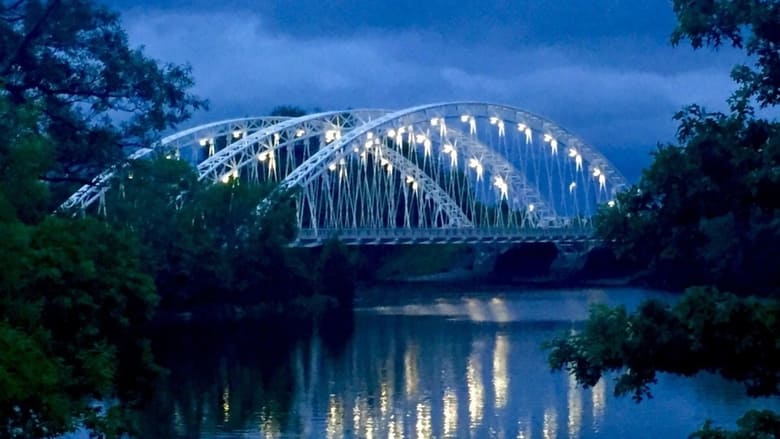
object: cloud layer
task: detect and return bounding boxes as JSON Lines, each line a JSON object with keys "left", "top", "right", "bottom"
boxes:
{"left": 119, "top": 8, "right": 740, "bottom": 180}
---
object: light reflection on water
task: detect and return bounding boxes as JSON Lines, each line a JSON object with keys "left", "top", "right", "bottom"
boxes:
{"left": 137, "top": 286, "right": 780, "bottom": 439}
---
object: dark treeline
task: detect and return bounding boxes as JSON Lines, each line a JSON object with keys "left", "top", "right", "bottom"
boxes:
{"left": 103, "top": 157, "right": 356, "bottom": 319}
{"left": 0, "top": 1, "right": 353, "bottom": 438}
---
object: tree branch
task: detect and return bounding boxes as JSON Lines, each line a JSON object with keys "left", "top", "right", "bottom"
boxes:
{"left": 0, "top": 0, "right": 62, "bottom": 76}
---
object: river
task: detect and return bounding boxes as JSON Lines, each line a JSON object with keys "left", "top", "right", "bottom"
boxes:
{"left": 134, "top": 285, "right": 780, "bottom": 438}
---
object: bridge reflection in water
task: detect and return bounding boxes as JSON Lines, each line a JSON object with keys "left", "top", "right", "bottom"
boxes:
{"left": 148, "top": 287, "right": 778, "bottom": 439}
{"left": 280, "top": 292, "right": 606, "bottom": 439}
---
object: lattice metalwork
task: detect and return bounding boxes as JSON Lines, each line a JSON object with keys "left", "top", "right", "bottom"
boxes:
{"left": 59, "top": 116, "right": 287, "bottom": 212}
{"left": 60, "top": 102, "right": 629, "bottom": 245}
{"left": 276, "top": 102, "right": 628, "bottom": 238}
{"left": 197, "top": 110, "right": 388, "bottom": 184}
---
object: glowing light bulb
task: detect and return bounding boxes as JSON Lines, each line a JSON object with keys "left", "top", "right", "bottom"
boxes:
{"left": 295, "top": 128, "right": 305, "bottom": 137}
{"left": 328, "top": 163, "right": 337, "bottom": 171}
{"left": 517, "top": 123, "right": 527, "bottom": 131}
{"left": 467, "top": 158, "right": 483, "bottom": 180}
{"left": 387, "top": 128, "right": 396, "bottom": 138}
{"left": 494, "top": 176, "right": 508, "bottom": 199}
{"left": 528, "top": 204, "right": 535, "bottom": 212}
{"left": 232, "top": 130, "right": 242, "bottom": 139}
{"left": 199, "top": 138, "right": 209, "bottom": 147}
{"left": 592, "top": 168, "right": 601, "bottom": 177}
{"left": 568, "top": 148, "right": 578, "bottom": 158}
{"left": 406, "top": 175, "right": 415, "bottom": 184}
{"left": 460, "top": 114, "right": 470, "bottom": 123}
{"left": 569, "top": 182, "right": 576, "bottom": 193}
{"left": 325, "top": 129, "right": 341, "bottom": 143}
{"left": 258, "top": 151, "right": 268, "bottom": 161}
{"left": 608, "top": 200, "right": 616, "bottom": 208}
{"left": 430, "top": 117, "right": 439, "bottom": 126}
{"left": 489, "top": 116, "right": 499, "bottom": 125}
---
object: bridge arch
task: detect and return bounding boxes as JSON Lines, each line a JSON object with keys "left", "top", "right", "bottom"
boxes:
{"left": 275, "top": 102, "right": 628, "bottom": 235}
{"left": 59, "top": 116, "right": 288, "bottom": 211}
{"left": 196, "top": 110, "right": 388, "bottom": 184}
{"left": 60, "top": 102, "right": 628, "bottom": 245}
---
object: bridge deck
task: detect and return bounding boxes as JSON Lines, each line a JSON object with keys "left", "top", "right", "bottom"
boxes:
{"left": 291, "top": 227, "right": 596, "bottom": 247}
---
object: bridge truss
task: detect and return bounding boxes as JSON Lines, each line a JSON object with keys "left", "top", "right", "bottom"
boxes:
{"left": 60, "top": 102, "right": 628, "bottom": 246}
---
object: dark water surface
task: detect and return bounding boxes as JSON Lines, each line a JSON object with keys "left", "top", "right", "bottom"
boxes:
{"left": 138, "top": 286, "right": 780, "bottom": 438}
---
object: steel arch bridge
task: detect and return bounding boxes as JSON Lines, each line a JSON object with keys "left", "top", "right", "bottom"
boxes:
{"left": 60, "top": 102, "right": 628, "bottom": 246}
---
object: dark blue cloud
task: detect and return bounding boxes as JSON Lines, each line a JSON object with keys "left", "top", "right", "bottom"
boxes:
{"left": 103, "top": 0, "right": 743, "bottom": 181}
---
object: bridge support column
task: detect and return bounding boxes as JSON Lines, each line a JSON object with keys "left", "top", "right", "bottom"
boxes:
{"left": 549, "top": 242, "right": 594, "bottom": 279}
{"left": 473, "top": 244, "right": 511, "bottom": 275}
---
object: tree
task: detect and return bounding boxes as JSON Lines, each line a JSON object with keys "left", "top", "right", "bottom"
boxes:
{"left": 269, "top": 105, "right": 307, "bottom": 117}
{"left": 594, "top": 0, "right": 780, "bottom": 293}
{"left": 546, "top": 287, "right": 780, "bottom": 437}
{"left": 595, "top": 110, "right": 780, "bottom": 292}
{"left": 672, "top": 0, "right": 780, "bottom": 108}
{"left": 0, "top": 0, "right": 206, "bottom": 203}
{"left": 551, "top": 1, "right": 780, "bottom": 437}
{"left": 102, "top": 157, "right": 310, "bottom": 311}
{"left": 0, "top": 0, "right": 207, "bottom": 433}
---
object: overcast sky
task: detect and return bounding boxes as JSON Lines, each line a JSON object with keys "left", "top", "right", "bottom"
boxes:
{"left": 104, "top": 0, "right": 742, "bottom": 180}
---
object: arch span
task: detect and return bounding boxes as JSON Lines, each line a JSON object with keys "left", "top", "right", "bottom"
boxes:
{"left": 60, "top": 102, "right": 629, "bottom": 245}
{"left": 274, "top": 102, "right": 628, "bottom": 234}
{"left": 59, "top": 116, "right": 288, "bottom": 212}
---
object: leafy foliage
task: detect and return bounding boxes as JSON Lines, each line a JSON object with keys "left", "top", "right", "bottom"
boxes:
{"left": 672, "top": 0, "right": 780, "bottom": 108}
{"left": 103, "top": 157, "right": 354, "bottom": 312}
{"left": 0, "top": 0, "right": 206, "bottom": 433}
{"left": 269, "top": 105, "right": 308, "bottom": 117}
{"left": 692, "top": 410, "right": 780, "bottom": 439}
{"left": 0, "top": 0, "right": 206, "bottom": 203}
{"left": 0, "top": 102, "right": 159, "bottom": 436}
{"left": 595, "top": 108, "right": 780, "bottom": 292}
{"left": 557, "top": 2, "right": 780, "bottom": 438}
{"left": 547, "top": 287, "right": 780, "bottom": 401}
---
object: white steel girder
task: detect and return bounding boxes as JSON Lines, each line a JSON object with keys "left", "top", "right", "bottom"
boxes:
{"left": 274, "top": 102, "right": 628, "bottom": 228}
{"left": 196, "top": 110, "right": 389, "bottom": 183}
{"left": 278, "top": 102, "right": 627, "bottom": 193}
{"left": 58, "top": 116, "right": 288, "bottom": 212}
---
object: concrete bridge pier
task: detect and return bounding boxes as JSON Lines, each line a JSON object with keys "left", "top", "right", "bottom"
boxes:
{"left": 476, "top": 241, "right": 599, "bottom": 279}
